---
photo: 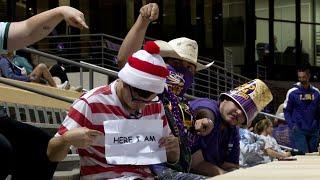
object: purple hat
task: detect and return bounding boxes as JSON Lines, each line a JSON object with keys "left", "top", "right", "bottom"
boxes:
{"left": 219, "top": 79, "right": 273, "bottom": 126}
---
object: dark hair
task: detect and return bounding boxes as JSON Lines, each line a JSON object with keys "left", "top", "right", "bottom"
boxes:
{"left": 297, "top": 63, "right": 311, "bottom": 74}
{"left": 254, "top": 118, "right": 272, "bottom": 135}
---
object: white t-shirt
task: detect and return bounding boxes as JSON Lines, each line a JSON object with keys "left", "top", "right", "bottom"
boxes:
{"left": 261, "top": 135, "right": 285, "bottom": 161}
{"left": 262, "top": 135, "right": 283, "bottom": 152}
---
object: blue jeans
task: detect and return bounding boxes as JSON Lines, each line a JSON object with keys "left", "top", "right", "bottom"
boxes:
{"left": 292, "top": 127, "right": 319, "bottom": 153}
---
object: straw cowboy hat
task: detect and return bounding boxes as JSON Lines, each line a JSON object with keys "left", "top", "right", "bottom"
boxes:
{"left": 154, "top": 37, "right": 214, "bottom": 71}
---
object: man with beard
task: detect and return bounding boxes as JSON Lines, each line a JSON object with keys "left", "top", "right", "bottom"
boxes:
{"left": 284, "top": 66, "right": 320, "bottom": 153}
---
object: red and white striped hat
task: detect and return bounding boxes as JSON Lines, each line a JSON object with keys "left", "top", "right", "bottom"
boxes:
{"left": 118, "top": 41, "right": 169, "bottom": 94}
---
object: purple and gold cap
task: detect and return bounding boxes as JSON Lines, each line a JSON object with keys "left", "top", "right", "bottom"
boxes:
{"left": 219, "top": 79, "right": 273, "bottom": 126}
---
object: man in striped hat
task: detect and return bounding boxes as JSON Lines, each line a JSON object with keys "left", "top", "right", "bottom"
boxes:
{"left": 47, "top": 41, "right": 180, "bottom": 179}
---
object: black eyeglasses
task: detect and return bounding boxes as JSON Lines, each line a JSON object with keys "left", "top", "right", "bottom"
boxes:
{"left": 127, "top": 84, "right": 158, "bottom": 103}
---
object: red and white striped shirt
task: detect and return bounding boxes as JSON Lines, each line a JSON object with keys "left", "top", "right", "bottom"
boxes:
{"left": 56, "top": 81, "right": 171, "bottom": 179}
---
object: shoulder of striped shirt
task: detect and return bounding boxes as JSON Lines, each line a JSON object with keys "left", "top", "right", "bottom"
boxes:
{"left": 83, "top": 85, "right": 112, "bottom": 98}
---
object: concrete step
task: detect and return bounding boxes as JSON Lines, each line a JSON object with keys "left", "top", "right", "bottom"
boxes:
{"left": 53, "top": 154, "right": 80, "bottom": 180}
{"left": 53, "top": 168, "right": 80, "bottom": 180}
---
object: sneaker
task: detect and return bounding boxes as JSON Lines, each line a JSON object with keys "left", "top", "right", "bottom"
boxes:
{"left": 70, "top": 86, "right": 83, "bottom": 92}
{"left": 57, "top": 81, "right": 69, "bottom": 90}
{"left": 52, "top": 77, "right": 61, "bottom": 85}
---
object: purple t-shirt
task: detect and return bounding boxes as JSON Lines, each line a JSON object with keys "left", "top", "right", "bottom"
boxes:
{"left": 189, "top": 98, "right": 240, "bottom": 166}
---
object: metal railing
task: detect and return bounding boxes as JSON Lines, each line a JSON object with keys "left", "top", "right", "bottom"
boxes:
{"left": 0, "top": 101, "right": 65, "bottom": 129}
{"left": 1, "top": 47, "right": 283, "bottom": 126}
{"left": 35, "top": 33, "right": 121, "bottom": 72}
{"left": 256, "top": 64, "right": 267, "bottom": 80}
{"left": 0, "top": 77, "right": 74, "bottom": 103}
{"left": 34, "top": 33, "right": 250, "bottom": 99}
{"left": 260, "top": 111, "right": 285, "bottom": 121}
{"left": 224, "top": 48, "right": 233, "bottom": 72}
{"left": 23, "top": 46, "right": 278, "bottom": 120}
{"left": 0, "top": 47, "right": 120, "bottom": 128}
{"left": 22, "top": 47, "right": 117, "bottom": 90}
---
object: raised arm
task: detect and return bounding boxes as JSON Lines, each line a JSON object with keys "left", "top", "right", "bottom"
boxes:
{"left": 7, "top": 6, "right": 88, "bottom": 51}
{"left": 117, "top": 3, "right": 159, "bottom": 68}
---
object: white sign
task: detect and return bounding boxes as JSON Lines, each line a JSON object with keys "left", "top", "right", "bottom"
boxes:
{"left": 103, "top": 119, "right": 167, "bottom": 165}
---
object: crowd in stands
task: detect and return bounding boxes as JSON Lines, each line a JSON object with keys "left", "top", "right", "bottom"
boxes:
{"left": 0, "top": 3, "right": 319, "bottom": 180}
{"left": 0, "top": 51, "right": 83, "bottom": 91}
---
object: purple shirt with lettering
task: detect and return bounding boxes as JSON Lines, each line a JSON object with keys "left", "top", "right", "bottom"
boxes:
{"left": 189, "top": 98, "right": 240, "bottom": 166}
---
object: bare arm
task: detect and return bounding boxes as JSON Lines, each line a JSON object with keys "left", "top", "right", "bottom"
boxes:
{"left": 191, "top": 150, "right": 225, "bottom": 176}
{"left": 117, "top": 3, "right": 159, "bottom": 68}
{"left": 47, "top": 136, "right": 71, "bottom": 162}
{"left": 192, "top": 161, "right": 225, "bottom": 176}
{"left": 7, "top": 6, "right": 88, "bottom": 51}
{"left": 47, "top": 127, "right": 103, "bottom": 162}
{"left": 159, "top": 135, "right": 180, "bottom": 163}
{"left": 167, "top": 149, "right": 180, "bottom": 164}
{"left": 265, "top": 148, "right": 289, "bottom": 159}
{"left": 221, "top": 162, "right": 239, "bottom": 172}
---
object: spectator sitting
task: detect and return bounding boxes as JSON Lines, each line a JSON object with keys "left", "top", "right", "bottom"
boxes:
{"left": 239, "top": 121, "right": 269, "bottom": 168}
{"left": 49, "top": 63, "right": 68, "bottom": 85}
{"left": 12, "top": 52, "right": 77, "bottom": 91}
{"left": 11, "top": 51, "right": 34, "bottom": 75}
{"left": 0, "top": 51, "right": 68, "bottom": 89}
{"left": 254, "top": 119, "right": 291, "bottom": 160}
{"left": 49, "top": 63, "right": 82, "bottom": 92}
